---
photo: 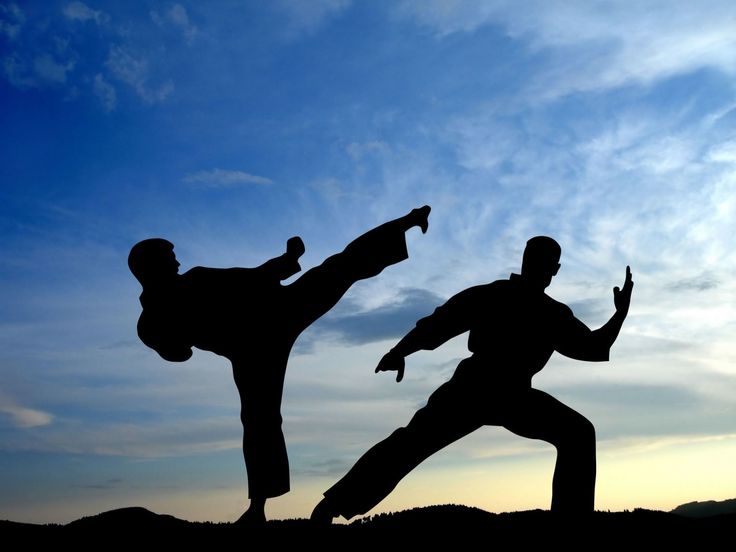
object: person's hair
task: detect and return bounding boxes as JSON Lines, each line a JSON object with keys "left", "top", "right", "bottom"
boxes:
{"left": 128, "top": 238, "right": 175, "bottom": 284}
{"left": 522, "top": 236, "right": 561, "bottom": 268}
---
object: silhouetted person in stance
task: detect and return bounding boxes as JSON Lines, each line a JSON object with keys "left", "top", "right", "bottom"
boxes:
{"left": 312, "top": 237, "right": 633, "bottom": 522}
{"left": 128, "top": 206, "right": 431, "bottom": 526}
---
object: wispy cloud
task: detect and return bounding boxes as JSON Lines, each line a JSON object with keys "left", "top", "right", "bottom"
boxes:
{"left": 183, "top": 169, "right": 273, "bottom": 189}
{"left": 151, "top": 4, "right": 199, "bottom": 44}
{"left": 93, "top": 72, "right": 117, "bottom": 111}
{"left": 309, "top": 287, "right": 444, "bottom": 346}
{"left": 0, "top": 3, "right": 23, "bottom": 39}
{"left": 1, "top": 2, "right": 173, "bottom": 107}
{"left": 707, "top": 139, "right": 736, "bottom": 163}
{"left": 0, "top": 396, "right": 53, "bottom": 429}
{"left": 273, "top": 0, "right": 351, "bottom": 37}
{"left": 396, "top": 1, "right": 736, "bottom": 98}
{"left": 346, "top": 141, "right": 390, "bottom": 161}
{"left": 2, "top": 52, "right": 76, "bottom": 89}
{"left": 105, "top": 45, "right": 173, "bottom": 104}
{"left": 8, "top": 417, "right": 239, "bottom": 457}
{"left": 72, "top": 477, "right": 125, "bottom": 490}
{"left": 665, "top": 272, "right": 720, "bottom": 292}
{"left": 63, "top": 1, "right": 110, "bottom": 26}
{"left": 33, "top": 54, "right": 75, "bottom": 84}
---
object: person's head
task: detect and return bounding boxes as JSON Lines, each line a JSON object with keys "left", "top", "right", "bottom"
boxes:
{"left": 521, "top": 236, "right": 561, "bottom": 289}
{"left": 128, "top": 238, "right": 180, "bottom": 286}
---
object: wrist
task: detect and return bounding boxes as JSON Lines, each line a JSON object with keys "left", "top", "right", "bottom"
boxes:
{"left": 389, "top": 346, "right": 407, "bottom": 358}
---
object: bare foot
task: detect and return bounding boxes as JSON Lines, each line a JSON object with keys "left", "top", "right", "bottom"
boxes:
{"left": 411, "top": 205, "right": 431, "bottom": 234}
{"left": 310, "top": 497, "right": 337, "bottom": 526}
{"left": 235, "top": 506, "right": 266, "bottom": 528}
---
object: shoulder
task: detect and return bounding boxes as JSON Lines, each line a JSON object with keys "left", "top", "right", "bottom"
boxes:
{"left": 181, "top": 266, "right": 231, "bottom": 284}
{"left": 544, "top": 294, "right": 574, "bottom": 317}
{"left": 451, "top": 281, "right": 499, "bottom": 302}
{"left": 472, "top": 278, "right": 512, "bottom": 298}
{"left": 182, "top": 266, "right": 213, "bottom": 277}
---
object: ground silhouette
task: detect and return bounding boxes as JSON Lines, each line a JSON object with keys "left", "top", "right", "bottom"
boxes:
{"left": 2, "top": 500, "right": 734, "bottom": 546}
{"left": 671, "top": 498, "right": 736, "bottom": 517}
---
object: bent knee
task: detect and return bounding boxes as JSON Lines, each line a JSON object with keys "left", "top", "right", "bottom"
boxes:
{"left": 554, "top": 415, "right": 596, "bottom": 448}
{"left": 240, "top": 409, "right": 283, "bottom": 429}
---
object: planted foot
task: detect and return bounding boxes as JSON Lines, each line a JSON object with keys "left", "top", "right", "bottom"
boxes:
{"left": 310, "top": 497, "right": 338, "bottom": 526}
{"left": 235, "top": 507, "right": 266, "bottom": 528}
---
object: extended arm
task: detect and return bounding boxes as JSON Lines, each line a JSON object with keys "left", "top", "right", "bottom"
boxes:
{"left": 254, "top": 236, "right": 305, "bottom": 281}
{"left": 592, "top": 266, "right": 633, "bottom": 347}
{"left": 557, "top": 266, "right": 634, "bottom": 361}
{"left": 376, "top": 286, "right": 481, "bottom": 382}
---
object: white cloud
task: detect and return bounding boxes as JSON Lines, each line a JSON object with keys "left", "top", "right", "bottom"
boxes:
{"left": 274, "top": 0, "right": 351, "bottom": 37}
{"left": 2, "top": 54, "right": 32, "bottom": 87}
{"left": 396, "top": 0, "right": 736, "bottom": 98}
{"left": 105, "top": 45, "right": 173, "bottom": 104}
{"left": 309, "top": 177, "right": 348, "bottom": 202}
{"left": 183, "top": 168, "right": 273, "bottom": 188}
{"left": 707, "top": 140, "right": 736, "bottom": 163}
{"left": 0, "top": 3, "right": 24, "bottom": 39}
{"left": 63, "top": 1, "right": 109, "bottom": 25}
{"left": 3, "top": 416, "right": 238, "bottom": 457}
{"left": 93, "top": 73, "right": 117, "bottom": 111}
{"left": 346, "top": 141, "right": 390, "bottom": 161}
{"left": 33, "top": 54, "right": 75, "bottom": 84}
{"left": 0, "top": 397, "right": 53, "bottom": 429}
{"left": 151, "top": 3, "right": 199, "bottom": 44}
{"left": 2, "top": 52, "right": 75, "bottom": 88}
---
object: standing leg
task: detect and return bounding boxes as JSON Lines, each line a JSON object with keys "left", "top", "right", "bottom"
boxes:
{"left": 231, "top": 358, "right": 290, "bottom": 526}
{"left": 501, "top": 388, "right": 596, "bottom": 513}
{"left": 312, "top": 381, "right": 481, "bottom": 522}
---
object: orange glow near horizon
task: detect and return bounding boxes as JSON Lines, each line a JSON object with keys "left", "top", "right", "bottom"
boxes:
{"left": 8, "top": 433, "right": 733, "bottom": 525}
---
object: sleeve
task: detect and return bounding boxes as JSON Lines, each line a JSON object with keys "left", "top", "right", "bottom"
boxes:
{"left": 251, "top": 254, "right": 300, "bottom": 283}
{"left": 553, "top": 305, "right": 610, "bottom": 362}
{"left": 406, "top": 286, "right": 483, "bottom": 351}
{"left": 137, "top": 310, "right": 193, "bottom": 363}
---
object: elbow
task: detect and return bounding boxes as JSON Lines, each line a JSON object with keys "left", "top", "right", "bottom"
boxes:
{"left": 159, "top": 347, "right": 193, "bottom": 362}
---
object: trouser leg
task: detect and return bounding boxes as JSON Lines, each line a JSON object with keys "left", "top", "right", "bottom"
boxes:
{"left": 288, "top": 210, "right": 425, "bottom": 329}
{"left": 323, "top": 382, "right": 481, "bottom": 519}
{"left": 501, "top": 389, "right": 596, "bottom": 513}
{"left": 232, "top": 363, "right": 290, "bottom": 499}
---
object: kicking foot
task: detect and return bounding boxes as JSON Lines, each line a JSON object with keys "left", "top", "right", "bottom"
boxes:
{"left": 310, "top": 497, "right": 338, "bottom": 526}
{"left": 410, "top": 205, "right": 431, "bottom": 234}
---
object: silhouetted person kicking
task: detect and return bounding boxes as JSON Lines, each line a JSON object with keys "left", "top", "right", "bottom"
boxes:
{"left": 312, "top": 236, "right": 633, "bottom": 522}
{"left": 128, "top": 206, "right": 431, "bottom": 526}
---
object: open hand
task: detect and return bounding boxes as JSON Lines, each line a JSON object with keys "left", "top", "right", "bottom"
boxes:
{"left": 375, "top": 350, "right": 405, "bottom": 383}
{"left": 613, "top": 265, "right": 634, "bottom": 314}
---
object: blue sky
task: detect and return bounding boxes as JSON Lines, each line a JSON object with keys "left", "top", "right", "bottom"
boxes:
{"left": 2, "top": 0, "right": 736, "bottom": 522}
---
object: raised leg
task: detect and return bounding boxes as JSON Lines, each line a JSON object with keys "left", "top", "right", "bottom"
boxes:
{"left": 288, "top": 206, "right": 431, "bottom": 331}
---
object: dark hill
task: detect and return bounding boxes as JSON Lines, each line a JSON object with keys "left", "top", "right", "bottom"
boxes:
{"left": 2, "top": 503, "right": 734, "bottom": 546}
{"left": 671, "top": 498, "right": 736, "bottom": 518}
{"left": 66, "top": 506, "right": 187, "bottom": 531}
